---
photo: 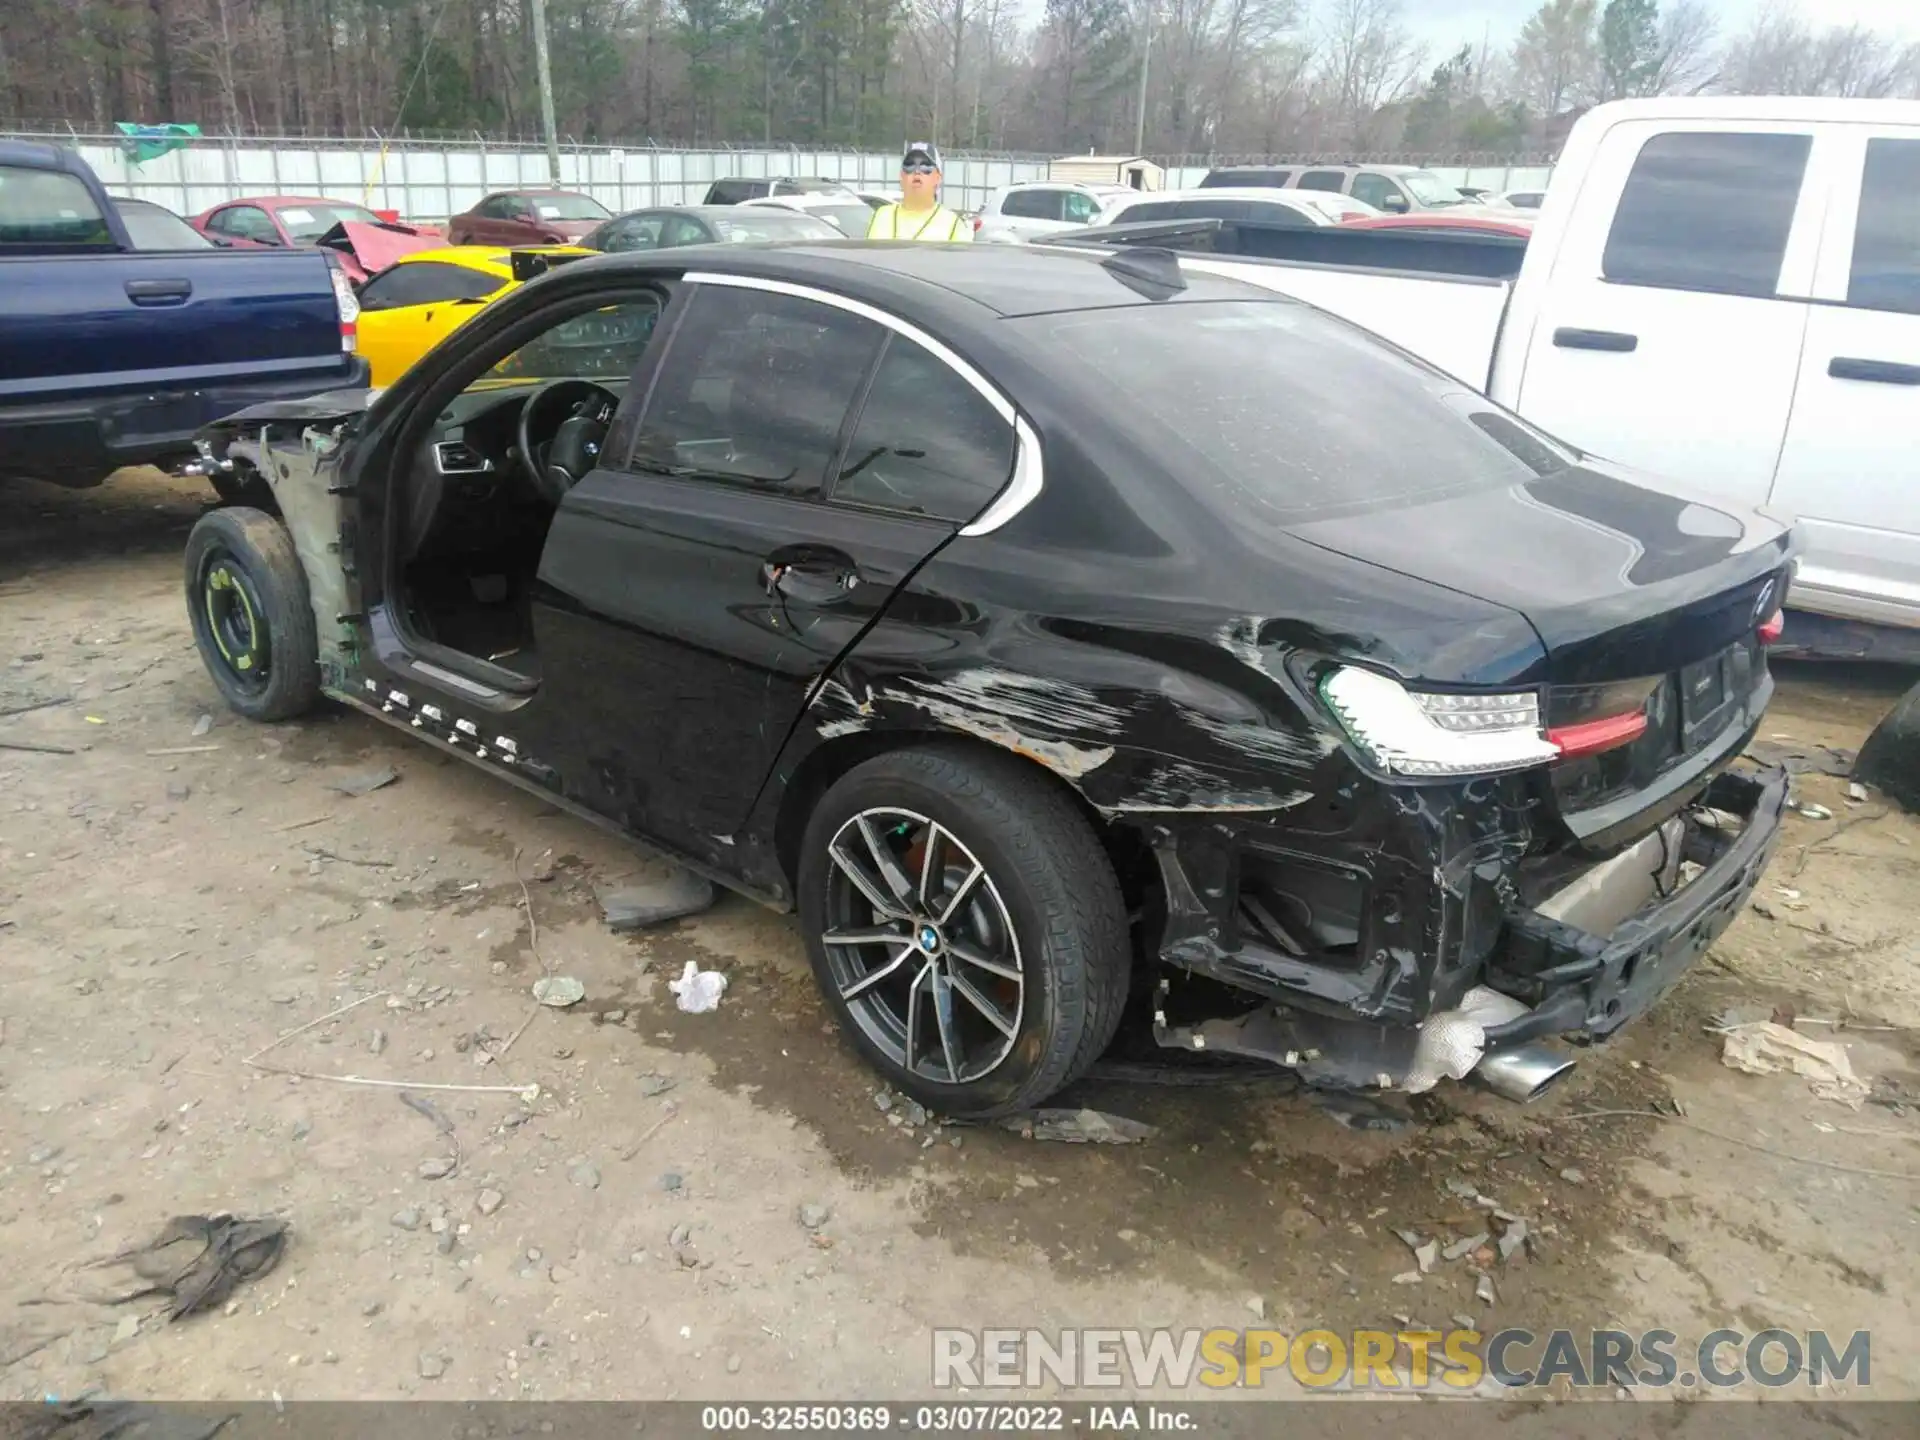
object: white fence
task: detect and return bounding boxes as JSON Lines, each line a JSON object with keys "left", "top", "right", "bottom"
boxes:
{"left": 10, "top": 131, "right": 1054, "bottom": 221}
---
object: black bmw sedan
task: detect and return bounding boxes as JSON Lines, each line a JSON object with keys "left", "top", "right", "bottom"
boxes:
{"left": 183, "top": 240, "right": 1794, "bottom": 1118}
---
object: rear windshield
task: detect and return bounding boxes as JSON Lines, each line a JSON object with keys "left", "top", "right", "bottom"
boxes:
{"left": 1018, "top": 300, "right": 1572, "bottom": 523}
{"left": 1402, "top": 171, "right": 1465, "bottom": 206}
{"left": 278, "top": 202, "right": 380, "bottom": 242}
{"left": 530, "top": 193, "right": 612, "bottom": 221}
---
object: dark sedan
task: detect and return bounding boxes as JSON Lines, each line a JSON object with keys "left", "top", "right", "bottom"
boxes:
{"left": 581, "top": 204, "right": 843, "bottom": 252}
{"left": 182, "top": 243, "right": 1793, "bottom": 1119}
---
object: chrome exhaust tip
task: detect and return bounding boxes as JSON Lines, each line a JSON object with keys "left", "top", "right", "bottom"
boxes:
{"left": 1474, "top": 1044, "right": 1577, "bottom": 1104}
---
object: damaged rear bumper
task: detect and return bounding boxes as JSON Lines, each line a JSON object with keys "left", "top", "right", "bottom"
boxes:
{"left": 1150, "top": 765, "right": 1789, "bottom": 1095}
{"left": 1481, "top": 766, "right": 1789, "bottom": 1047}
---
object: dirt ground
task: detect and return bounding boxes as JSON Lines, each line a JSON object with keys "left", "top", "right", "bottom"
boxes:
{"left": 1, "top": 469, "right": 1916, "bottom": 1405}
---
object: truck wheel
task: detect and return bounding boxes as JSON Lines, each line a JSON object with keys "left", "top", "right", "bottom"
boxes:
{"left": 1855, "top": 677, "right": 1920, "bottom": 814}
{"left": 797, "top": 746, "right": 1130, "bottom": 1118}
{"left": 184, "top": 507, "right": 320, "bottom": 722}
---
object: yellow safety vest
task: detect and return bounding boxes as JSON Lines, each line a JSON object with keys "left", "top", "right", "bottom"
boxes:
{"left": 867, "top": 204, "right": 970, "bottom": 242}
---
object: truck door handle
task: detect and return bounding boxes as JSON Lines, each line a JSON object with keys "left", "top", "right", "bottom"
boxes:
{"left": 125, "top": 278, "right": 193, "bottom": 305}
{"left": 1553, "top": 327, "right": 1638, "bottom": 353}
{"left": 1828, "top": 356, "right": 1920, "bottom": 385}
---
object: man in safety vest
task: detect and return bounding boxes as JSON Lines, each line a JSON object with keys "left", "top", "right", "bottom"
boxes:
{"left": 867, "top": 142, "right": 972, "bottom": 243}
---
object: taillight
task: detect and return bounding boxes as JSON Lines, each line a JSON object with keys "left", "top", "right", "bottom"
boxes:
{"left": 1758, "top": 609, "right": 1784, "bottom": 644}
{"left": 972, "top": 215, "right": 983, "bottom": 233}
{"left": 1319, "top": 667, "right": 1657, "bottom": 777}
{"left": 327, "top": 261, "right": 359, "bottom": 354}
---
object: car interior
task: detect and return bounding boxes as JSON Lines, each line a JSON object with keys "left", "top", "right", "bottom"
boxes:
{"left": 393, "top": 296, "right": 662, "bottom": 684}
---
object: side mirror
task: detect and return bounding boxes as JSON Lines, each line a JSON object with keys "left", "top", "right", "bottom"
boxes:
{"left": 1383, "top": 194, "right": 1410, "bottom": 214}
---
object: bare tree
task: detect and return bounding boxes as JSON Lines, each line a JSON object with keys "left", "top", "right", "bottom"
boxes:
{"left": 1650, "top": 0, "right": 1719, "bottom": 94}
{"left": 1314, "top": 0, "right": 1424, "bottom": 147}
{"left": 1510, "top": 0, "right": 1597, "bottom": 118}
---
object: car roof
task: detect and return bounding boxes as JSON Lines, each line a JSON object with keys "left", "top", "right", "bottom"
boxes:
{"left": 393, "top": 243, "right": 590, "bottom": 276}
{"left": 223, "top": 195, "right": 363, "bottom": 208}
{"left": 485, "top": 188, "right": 596, "bottom": 199}
{"left": 1119, "top": 187, "right": 1336, "bottom": 204}
{"left": 607, "top": 205, "right": 834, "bottom": 222}
{"left": 568, "top": 239, "right": 1275, "bottom": 320}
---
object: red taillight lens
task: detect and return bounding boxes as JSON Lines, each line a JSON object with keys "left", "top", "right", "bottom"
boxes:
{"left": 1547, "top": 708, "right": 1649, "bottom": 759}
{"left": 972, "top": 215, "right": 982, "bottom": 232}
{"left": 1758, "top": 609, "right": 1785, "bottom": 644}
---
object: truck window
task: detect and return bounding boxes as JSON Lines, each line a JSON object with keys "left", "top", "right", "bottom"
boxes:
{"left": 0, "top": 165, "right": 112, "bottom": 245}
{"left": 1848, "top": 138, "right": 1920, "bottom": 317}
{"left": 1298, "top": 170, "right": 1347, "bottom": 193}
{"left": 1601, "top": 131, "right": 1811, "bottom": 299}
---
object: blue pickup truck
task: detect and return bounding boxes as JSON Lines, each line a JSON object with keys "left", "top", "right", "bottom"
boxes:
{"left": 0, "top": 140, "right": 369, "bottom": 492}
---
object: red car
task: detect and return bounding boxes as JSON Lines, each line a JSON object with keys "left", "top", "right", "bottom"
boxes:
{"left": 445, "top": 190, "right": 612, "bottom": 246}
{"left": 1342, "top": 211, "right": 1535, "bottom": 238}
{"left": 191, "top": 194, "right": 436, "bottom": 284}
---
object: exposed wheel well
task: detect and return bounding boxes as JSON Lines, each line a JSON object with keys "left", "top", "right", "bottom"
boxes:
{"left": 772, "top": 730, "right": 1157, "bottom": 918}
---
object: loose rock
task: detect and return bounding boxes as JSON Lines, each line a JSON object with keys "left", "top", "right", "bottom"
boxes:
{"left": 1441, "top": 1232, "right": 1489, "bottom": 1262}
{"left": 419, "top": 1157, "right": 456, "bottom": 1180}
{"left": 391, "top": 1207, "right": 423, "bottom": 1232}
{"left": 1497, "top": 1220, "right": 1529, "bottom": 1263}
{"left": 659, "top": 1171, "right": 683, "bottom": 1193}
{"left": 873, "top": 1092, "right": 895, "bottom": 1113}
{"left": 418, "top": 1352, "right": 447, "bottom": 1380}
{"left": 1245, "top": 1295, "right": 1265, "bottom": 1320}
{"left": 368, "top": 1028, "right": 388, "bottom": 1056}
{"left": 569, "top": 1160, "right": 602, "bottom": 1190}
{"left": 1414, "top": 1240, "right": 1439, "bottom": 1274}
{"left": 475, "top": 1188, "right": 505, "bottom": 1216}
{"left": 797, "top": 1204, "right": 830, "bottom": 1230}
{"left": 727, "top": 1354, "right": 742, "bottom": 1374}
{"left": 669, "top": 1223, "right": 692, "bottom": 1248}
{"left": 1476, "top": 1275, "right": 1497, "bottom": 1305}
{"left": 638, "top": 1075, "right": 676, "bottom": 1098}
{"left": 1559, "top": 1167, "right": 1586, "bottom": 1185}
{"left": 436, "top": 1231, "right": 456, "bottom": 1256}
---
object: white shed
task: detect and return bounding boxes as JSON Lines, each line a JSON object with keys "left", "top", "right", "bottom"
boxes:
{"left": 1047, "top": 155, "right": 1164, "bottom": 191}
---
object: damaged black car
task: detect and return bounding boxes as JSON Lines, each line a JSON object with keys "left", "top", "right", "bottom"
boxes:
{"left": 182, "top": 241, "right": 1794, "bottom": 1118}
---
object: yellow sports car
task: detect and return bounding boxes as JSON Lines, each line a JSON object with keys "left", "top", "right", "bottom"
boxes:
{"left": 355, "top": 245, "right": 592, "bottom": 385}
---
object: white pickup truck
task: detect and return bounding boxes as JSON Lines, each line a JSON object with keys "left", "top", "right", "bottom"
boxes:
{"left": 1070, "top": 98, "right": 1920, "bottom": 660}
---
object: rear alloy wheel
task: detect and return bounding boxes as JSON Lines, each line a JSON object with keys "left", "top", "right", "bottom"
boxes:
{"left": 184, "top": 506, "right": 320, "bottom": 722}
{"left": 798, "top": 747, "right": 1129, "bottom": 1117}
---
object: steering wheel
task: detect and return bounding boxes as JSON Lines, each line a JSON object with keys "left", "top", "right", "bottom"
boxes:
{"left": 517, "top": 379, "right": 619, "bottom": 505}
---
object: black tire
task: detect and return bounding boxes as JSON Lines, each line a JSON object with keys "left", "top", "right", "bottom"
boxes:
{"left": 207, "top": 463, "right": 277, "bottom": 511}
{"left": 183, "top": 506, "right": 321, "bottom": 722}
{"left": 1855, "top": 677, "right": 1920, "bottom": 814}
{"left": 797, "top": 745, "right": 1130, "bottom": 1118}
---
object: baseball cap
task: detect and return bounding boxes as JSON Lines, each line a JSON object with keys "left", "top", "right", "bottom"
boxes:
{"left": 901, "top": 141, "right": 942, "bottom": 172}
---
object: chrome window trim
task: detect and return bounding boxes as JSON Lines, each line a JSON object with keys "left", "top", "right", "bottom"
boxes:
{"left": 678, "top": 268, "right": 1043, "bottom": 536}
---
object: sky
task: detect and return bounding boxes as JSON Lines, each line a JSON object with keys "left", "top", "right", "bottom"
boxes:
{"left": 1401, "top": 0, "right": 1917, "bottom": 53}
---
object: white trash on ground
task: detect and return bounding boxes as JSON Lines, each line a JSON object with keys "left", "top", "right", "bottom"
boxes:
{"left": 669, "top": 960, "right": 728, "bottom": 1014}
{"left": 1720, "top": 1021, "right": 1870, "bottom": 1109}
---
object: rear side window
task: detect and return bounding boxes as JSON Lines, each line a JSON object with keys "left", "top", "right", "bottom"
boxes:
{"left": 0, "top": 166, "right": 112, "bottom": 246}
{"left": 704, "top": 180, "right": 765, "bottom": 204}
{"left": 1298, "top": 170, "right": 1348, "bottom": 193}
{"left": 1602, "top": 131, "right": 1811, "bottom": 298}
{"left": 1000, "top": 189, "right": 1062, "bottom": 221}
{"left": 358, "top": 261, "right": 501, "bottom": 311}
{"left": 1062, "top": 191, "right": 1103, "bottom": 224}
{"left": 1202, "top": 169, "right": 1292, "bottom": 188}
{"left": 633, "top": 286, "right": 883, "bottom": 496}
{"left": 1848, "top": 137, "right": 1920, "bottom": 316}
{"left": 832, "top": 335, "right": 1014, "bottom": 522}
{"left": 594, "top": 215, "right": 666, "bottom": 252}
{"left": 1023, "top": 300, "right": 1566, "bottom": 524}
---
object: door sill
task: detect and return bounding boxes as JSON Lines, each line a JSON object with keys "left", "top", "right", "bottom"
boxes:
{"left": 403, "top": 636, "right": 539, "bottom": 698}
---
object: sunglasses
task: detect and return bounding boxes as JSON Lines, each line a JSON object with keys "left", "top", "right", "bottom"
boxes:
{"left": 902, "top": 162, "right": 938, "bottom": 174}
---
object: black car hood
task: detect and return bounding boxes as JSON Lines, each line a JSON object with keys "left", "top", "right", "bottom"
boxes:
{"left": 1285, "top": 459, "right": 1796, "bottom": 684}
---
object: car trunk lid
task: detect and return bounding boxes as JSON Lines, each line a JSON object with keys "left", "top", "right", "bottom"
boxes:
{"left": 1286, "top": 461, "right": 1794, "bottom": 850}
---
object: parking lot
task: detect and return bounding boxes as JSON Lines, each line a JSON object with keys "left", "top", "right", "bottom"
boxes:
{"left": 0, "top": 468, "right": 1915, "bottom": 1402}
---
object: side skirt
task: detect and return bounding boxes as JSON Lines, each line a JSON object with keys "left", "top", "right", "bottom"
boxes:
{"left": 328, "top": 688, "right": 794, "bottom": 915}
